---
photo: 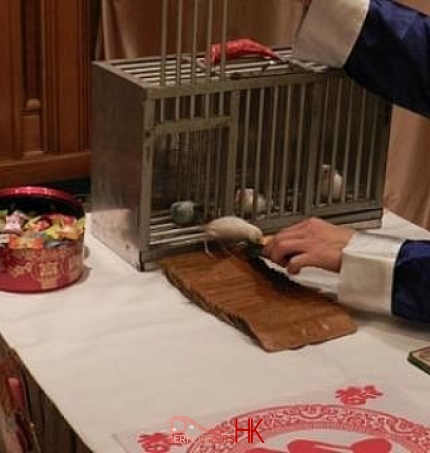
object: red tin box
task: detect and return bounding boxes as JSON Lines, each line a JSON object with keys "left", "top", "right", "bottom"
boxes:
{"left": 0, "top": 186, "right": 85, "bottom": 293}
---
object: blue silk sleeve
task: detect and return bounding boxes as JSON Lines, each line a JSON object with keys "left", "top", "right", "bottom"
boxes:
{"left": 344, "top": 0, "right": 430, "bottom": 117}
{"left": 393, "top": 241, "right": 430, "bottom": 322}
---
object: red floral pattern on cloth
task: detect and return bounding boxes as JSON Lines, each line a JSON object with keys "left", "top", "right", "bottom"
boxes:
{"left": 247, "top": 438, "right": 392, "bottom": 452}
{"left": 335, "top": 385, "right": 383, "bottom": 406}
{"left": 137, "top": 433, "right": 177, "bottom": 453}
{"left": 185, "top": 405, "right": 430, "bottom": 453}
{"left": 134, "top": 387, "right": 427, "bottom": 453}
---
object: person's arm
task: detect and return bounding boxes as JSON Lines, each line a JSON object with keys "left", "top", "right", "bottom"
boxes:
{"left": 262, "top": 218, "right": 430, "bottom": 323}
{"left": 293, "top": 0, "right": 430, "bottom": 117}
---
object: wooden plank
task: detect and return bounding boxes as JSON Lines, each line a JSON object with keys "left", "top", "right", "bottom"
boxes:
{"left": 159, "top": 249, "right": 357, "bottom": 352}
{"left": 0, "top": 0, "right": 22, "bottom": 160}
{"left": 42, "top": 0, "right": 91, "bottom": 155}
{"left": 0, "top": 151, "right": 91, "bottom": 188}
{"left": 0, "top": 0, "right": 92, "bottom": 185}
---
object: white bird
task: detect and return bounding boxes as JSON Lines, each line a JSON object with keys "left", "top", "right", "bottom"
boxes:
{"left": 235, "top": 188, "right": 267, "bottom": 216}
{"left": 320, "top": 164, "right": 343, "bottom": 201}
{"left": 204, "top": 216, "right": 263, "bottom": 256}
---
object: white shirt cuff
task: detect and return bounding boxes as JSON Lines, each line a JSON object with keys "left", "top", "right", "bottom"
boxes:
{"left": 338, "top": 232, "right": 405, "bottom": 316}
{"left": 292, "top": 0, "right": 370, "bottom": 67}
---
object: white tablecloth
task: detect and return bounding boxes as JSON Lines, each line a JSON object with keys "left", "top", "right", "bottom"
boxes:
{"left": 0, "top": 211, "right": 429, "bottom": 453}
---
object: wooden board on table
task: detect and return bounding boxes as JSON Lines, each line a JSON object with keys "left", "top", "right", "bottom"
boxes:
{"left": 158, "top": 249, "right": 357, "bottom": 352}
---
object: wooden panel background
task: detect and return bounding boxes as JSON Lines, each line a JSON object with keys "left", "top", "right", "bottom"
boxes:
{"left": 0, "top": 0, "right": 93, "bottom": 188}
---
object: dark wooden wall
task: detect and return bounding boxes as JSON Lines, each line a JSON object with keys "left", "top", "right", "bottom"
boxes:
{"left": 0, "top": 0, "right": 95, "bottom": 187}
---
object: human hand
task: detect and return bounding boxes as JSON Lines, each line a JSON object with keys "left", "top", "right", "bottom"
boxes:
{"left": 297, "top": 0, "right": 312, "bottom": 6}
{"left": 262, "top": 217, "right": 354, "bottom": 274}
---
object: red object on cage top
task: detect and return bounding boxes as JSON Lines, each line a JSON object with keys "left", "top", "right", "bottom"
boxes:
{"left": 210, "top": 38, "right": 281, "bottom": 65}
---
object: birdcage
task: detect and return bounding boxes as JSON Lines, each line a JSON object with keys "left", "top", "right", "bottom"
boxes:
{"left": 91, "top": 0, "right": 392, "bottom": 270}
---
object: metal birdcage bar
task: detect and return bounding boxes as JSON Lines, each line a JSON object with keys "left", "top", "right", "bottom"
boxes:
{"left": 91, "top": 0, "right": 392, "bottom": 269}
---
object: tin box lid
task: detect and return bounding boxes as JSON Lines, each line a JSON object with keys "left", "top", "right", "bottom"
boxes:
{"left": 0, "top": 186, "right": 84, "bottom": 217}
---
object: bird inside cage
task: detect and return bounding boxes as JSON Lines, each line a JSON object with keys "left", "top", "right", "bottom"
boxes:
{"left": 320, "top": 164, "right": 343, "bottom": 201}
{"left": 235, "top": 188, "right": 267, "bottom": 217}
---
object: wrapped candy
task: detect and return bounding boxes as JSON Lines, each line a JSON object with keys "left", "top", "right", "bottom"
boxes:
{"left": 0, "top": 186, "right": 86, "bottom": 293}
{"left": 57, "top": 224, "right": 80, "bottom": 241}
{"left": 0, "top": 210, "right": 7, "bottom": 230}
{"left": 47, "top": 213, "right": 77, "bottom": 226}
{"left": 24, "top": 215, "right": 53, "bottom": 233}
{"left": 0, "top": 208, "right": 85, "bottom": 249}
{"left": 3, "top": 211, "right": 28, "bottom": 234}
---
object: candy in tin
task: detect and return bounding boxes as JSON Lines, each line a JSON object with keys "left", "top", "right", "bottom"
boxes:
{"left": 0, "top": 186, "right": 85, "bottom": 293}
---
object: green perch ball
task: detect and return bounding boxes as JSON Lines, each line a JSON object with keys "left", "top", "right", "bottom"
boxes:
{"left": 170, "top": 200, "right": 199, "bottom": 226}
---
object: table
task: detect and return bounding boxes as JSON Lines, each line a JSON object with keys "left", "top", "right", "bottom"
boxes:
{"left": 0, "top": 211, "right": 429, "bottom": 453}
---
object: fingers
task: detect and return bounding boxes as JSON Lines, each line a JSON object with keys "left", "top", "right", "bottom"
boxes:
{"left": 287, "top": 254, "right": 311, "bottom": 274}
{"left": 266, "top": 242, "right": 342, "bottom": 274}
{"left": 261, "top": 217, "right": 348, "bottom": 274}
{"left": 262, "top": 223, "right": 310, "bottom": 260}
{"left": 263, "top": 237, "right": 309, "bottom": 265}
{"left": 297, "top": 247, "right": 343, "bottom": 273}
{"left": 263, "top": 236, "right": 322, "bottom": 274}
